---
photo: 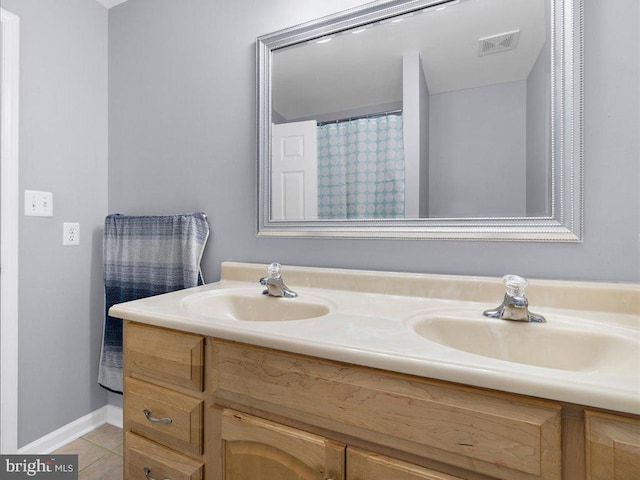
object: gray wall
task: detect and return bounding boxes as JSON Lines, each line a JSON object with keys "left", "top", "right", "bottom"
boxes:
{"left": 418, "top": 56, "right": 430, "bottom": 218}
{"left": 428, "top": 80, "right": 527, "bottom": 217}
{"left": 2, "top": 0, "right": 109, "bottom": 447}
{"left": 108, "top": 0, "right": 640, "bottom": 289}
{"left": 526, "top": 47, "right": 551, "bottom": 216}
{"left": 402, "top": 51, "right": 423, "bottom": 218}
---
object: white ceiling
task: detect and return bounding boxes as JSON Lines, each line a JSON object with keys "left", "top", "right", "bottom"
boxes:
{"left": 273, "top": 0, "right": 547, "bottom": 121}
{"left": 94, "top": 0, "right": 128, "bottom": 9}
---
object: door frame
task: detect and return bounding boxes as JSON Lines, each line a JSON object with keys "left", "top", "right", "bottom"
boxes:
{"left": 1, "top": 7, "right": 20, "bottom": 454}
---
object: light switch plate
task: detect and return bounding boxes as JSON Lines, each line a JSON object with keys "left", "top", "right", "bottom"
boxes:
{"left": 24, "top": 190, "right": 53, "bottom": 217}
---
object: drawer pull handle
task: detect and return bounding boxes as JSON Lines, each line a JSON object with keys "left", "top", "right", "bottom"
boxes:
{"left": 143, "top": 409, "right": 172, "bottom": 424}
{"left": 143, "top": 467, "right": 170, "bottom": 480}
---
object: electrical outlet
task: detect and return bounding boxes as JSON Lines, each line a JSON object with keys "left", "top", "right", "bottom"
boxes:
{"left": 24, "top": 190, "right": 53, "bottom": 217}
{"left": 63, "top": 222, "right": 80, "bottom": 246}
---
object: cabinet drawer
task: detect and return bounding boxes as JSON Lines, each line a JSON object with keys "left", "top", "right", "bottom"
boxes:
{"left": 585, "top": 410, "right": 640, "bottom": 479}
{"left": 125, "top": 377, "right": 203, "bottom": 456}
{"left": 125, "top": 432, "right": 203, "bottom": 480}
{"left": 213, "top": 341, "right": 562, "bottom": 480}
{"left": 124, "top": 321, "right": 204, "bottom": 391}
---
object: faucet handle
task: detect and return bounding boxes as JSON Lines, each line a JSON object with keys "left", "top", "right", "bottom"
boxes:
{"left": 485, "top": 274, "right": 544, "bottom": 323}
{"left": 267, "top": 262, "right": 282, "bottom": 280}
{"left": 503, "top": 274, "right": 528, "bottom": 297}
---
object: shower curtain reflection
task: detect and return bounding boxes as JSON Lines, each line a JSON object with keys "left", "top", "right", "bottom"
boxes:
{"left": 317, "top": 114, "right": 405, "bottom": 219}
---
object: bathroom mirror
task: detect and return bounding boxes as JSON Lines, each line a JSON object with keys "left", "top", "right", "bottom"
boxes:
{"left": 257, "top": 0, "right": 583, "bottom": 240}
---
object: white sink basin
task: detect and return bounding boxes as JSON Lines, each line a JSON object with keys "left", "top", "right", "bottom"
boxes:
{"left": 181, "top": 289, "right": 331, "bottom": 322}
{"left": 406, "top": 311, "right": 638, "bottom": 373}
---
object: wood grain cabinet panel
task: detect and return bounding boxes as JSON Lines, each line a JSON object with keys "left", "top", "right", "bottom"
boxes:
{"left": 125, "top": 377, "right": 203, "bottom": 456}
{"left": 213, "top": 340, "right": 562, "bottom": 480}
{"left": 218, "top": 409, "right": 345, "bottom": 480}
{"left": 120, "top": 322, "right": 639, "bottom": 480}
{"left": 586, "top": 410, "right": 640, "bottom": 479}
{"left": 125, "top": 432, "right": 203, "bottom": 480}
{"left": 125, "top": 321, "right": 204, "bottom": 391}
{"left": 347, "top": 447, "right": 465, "bottom": 480}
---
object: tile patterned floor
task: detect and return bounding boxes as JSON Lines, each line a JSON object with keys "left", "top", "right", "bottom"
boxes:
{"left": 53, "top": 424, "right": 123, "bottom": 480}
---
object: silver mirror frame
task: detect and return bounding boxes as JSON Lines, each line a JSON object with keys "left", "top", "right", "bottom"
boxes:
{"left": 257, "top": 0, "right": 583, "bottom": 241}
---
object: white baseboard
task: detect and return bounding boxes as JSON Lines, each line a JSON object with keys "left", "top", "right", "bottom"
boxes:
{"left": 17, "top": 404, "right": 123, "bottom": 455}
{"left": 106, "top": 404, "right": 123, "bottom": 429}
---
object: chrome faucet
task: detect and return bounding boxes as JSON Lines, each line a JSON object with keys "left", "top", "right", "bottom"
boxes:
{"left": 483, "top": 275, "right": 545, "bottom": 323}
{"left": 260, "top": 262, "right": 298, "bottom": 298}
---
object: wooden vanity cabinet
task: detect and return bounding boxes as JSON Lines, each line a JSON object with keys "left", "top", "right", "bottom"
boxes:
{"left": 121, "top": 321, "right": 640, "bottom": 480}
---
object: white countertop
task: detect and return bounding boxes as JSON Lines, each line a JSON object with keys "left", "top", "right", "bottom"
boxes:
{"left": 110, "top": 262, "right": 640, "bottom": 415}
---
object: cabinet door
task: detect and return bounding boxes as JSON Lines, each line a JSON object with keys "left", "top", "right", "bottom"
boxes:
{"left": 219, "top": 409, "right": 345, "bottom": 480}
{"left": 347, "top": 447, "right": 464, "bottom": 480}
{"left": 586, "top": 410, "right": 640, "bottom": 479}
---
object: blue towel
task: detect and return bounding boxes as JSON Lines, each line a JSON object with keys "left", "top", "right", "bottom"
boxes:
{"left": 98, "top": 213, "right": 210, "bottom": 393}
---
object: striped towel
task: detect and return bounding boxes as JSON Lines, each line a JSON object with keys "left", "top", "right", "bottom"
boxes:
{"left": 98, "top": 213, "right": 210, "bottom": 393}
